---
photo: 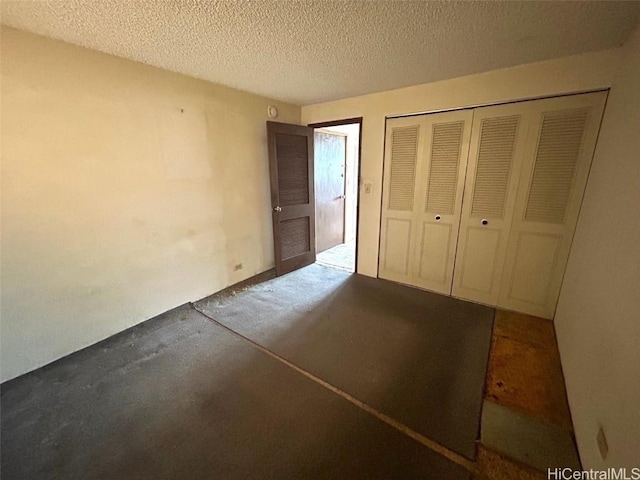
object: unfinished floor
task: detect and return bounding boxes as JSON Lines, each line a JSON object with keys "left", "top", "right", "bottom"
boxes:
{"left": 1, "top": 264, "right": 577, "bottom": 479}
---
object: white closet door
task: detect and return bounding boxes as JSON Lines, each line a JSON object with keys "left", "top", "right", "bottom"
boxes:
{"left": 379, "top": 116, "right": 425, "bottom": 284}
{"left": 412, "top": 110, "right": 473, "bottom": 294}
{"left": 498, "top": 92, "right": 607, "bottom": 318}
{"left": 452, "top": 104, "right": 531, "bottom": 305}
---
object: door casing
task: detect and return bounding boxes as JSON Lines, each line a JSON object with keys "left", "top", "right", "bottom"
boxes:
{"left": 308, "top": 117, "right": 363, "bottom": 273}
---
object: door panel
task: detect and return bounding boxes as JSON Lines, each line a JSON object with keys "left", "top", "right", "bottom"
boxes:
{"left": 379, "top": 116, "right": 424, "bottom": 284}
{"left": 506, "top": 232, "right": 562, "bottom": 306}
{"left": 412, "top": 110, "right": 473, "bottom": 294}
{"left": 457, "top": 226, "right": 502, "bottom": 293}
{"left": 383, "top": 218, "right": 413, "bottom": 276}
{"left": 379, "top": 111, "right": 472, "bottom": 293}
{"left": 267, "top": 121, "right": 315, "bottom": 276}
{"left": 276, "top": 133, "right": 310, "bottom": 206}
{"left": 387, "top": 124, "right": 421, "bottom": 212}
{"left": 417, "top": 222, "right": 452, "bottom": 284}
{"left": 280, "top": 217, "right": 312, "bottom": 260}
{"left": 452, "top": 105, "right": 531, "bottom": 305}
{"left": 314, "top": 130, "right": 346, "bottom": 253}
{"left": 498, "top": 92, "right": 607, "bottom": 318}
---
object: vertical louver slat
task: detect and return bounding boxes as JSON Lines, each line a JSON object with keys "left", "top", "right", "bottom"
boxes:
{"left": 525, "top": 109, "right": 589, "bottom": 224}
{"left": 471, "top": 116, "right": 520, "bottom": 218}
{"left": 426, "top": 121, "right": 464, "bottom": 214}
{"left": 388, "top": 125, "right": 419, "bottom": 211}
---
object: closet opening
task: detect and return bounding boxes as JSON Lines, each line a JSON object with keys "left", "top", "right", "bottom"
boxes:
{"left": 309, "top": 118, "right": 362, "bottom": 273}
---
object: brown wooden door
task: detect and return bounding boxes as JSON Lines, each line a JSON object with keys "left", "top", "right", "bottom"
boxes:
{"left": 267, "top": 121, "right": 316, "bottom": 276}
{"left": 314, "top": 130, "right": 347, "bottom": 253}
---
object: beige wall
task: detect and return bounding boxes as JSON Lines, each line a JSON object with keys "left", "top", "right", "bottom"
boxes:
{"left": 554, "top": 26, "right": 640, "bottom": 468}
{"left": 301, "top": 48, "right": 620, "bottom": 277}
{"left": 0, "top": 27, "right": 300, "bottom": 382}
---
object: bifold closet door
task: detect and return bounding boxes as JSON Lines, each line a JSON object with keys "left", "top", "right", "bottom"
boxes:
{"left": 379, "top": 111, "right": 472, "bottom": 294}
{"left": 497, "top": 92, "right": 607, "bottom": 318}
{"left": 451, "top": 103, "right": 531, "bottom": 306}
{"left": 412, "top": 110, "right": 473, "bottom": 294}
{"left": 380, "top": 91, "right": 606, "bottom": 317}
{"left": 379, "top": 116, "right": 425, "bottom": 285}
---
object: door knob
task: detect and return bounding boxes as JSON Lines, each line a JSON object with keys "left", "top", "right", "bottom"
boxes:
{"left": 434, "top": 215, "right": 441, "bottom": 221}
{"left": 481, "top": 219, "right": 488, "bottom": 225}
{"left": 273, "top": 206, "right": 282, "bottom": 212}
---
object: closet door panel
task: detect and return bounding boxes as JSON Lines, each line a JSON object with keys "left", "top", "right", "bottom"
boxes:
{"left": 417, "top": 221, "right": 452, "bottom": 286}
{"left": 507, "top": 232, "right": 562, "bottom": 306}
{"left": 498, "top": 92, "right": 607, "bottom": 318}
{"left": 382, "top": 218, "right": 413, "bottom": 276}
{"left": 413, "top": 110, "right": 473, "bottom": 294}
{"left": 379, "top": 116, "right": 425, "bottom": 284}
{"left": 452, "top": 105, "right": 531, "bottom": 305}
{"left": 457, "top": 226, "right": 502, "bottom": 293}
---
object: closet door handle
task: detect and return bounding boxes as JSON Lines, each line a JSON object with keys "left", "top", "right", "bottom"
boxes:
{"left": 434, "top": 215, "right": 441, "bottom": 221}
{"left": 481, "top": 219, "right": 488, "bottom": 226}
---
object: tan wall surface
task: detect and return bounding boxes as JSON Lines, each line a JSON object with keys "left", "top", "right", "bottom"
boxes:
{"left": 0, "top": 27, "right": 300, "bottom": 382}
{"left": 301, "top": 48, "right": 621, "bottom": 278}
{"left": 554, "top": 26, "right": 640, "bottom": 468}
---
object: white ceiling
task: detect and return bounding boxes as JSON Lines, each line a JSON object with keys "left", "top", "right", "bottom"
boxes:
{"left": 2, "top": 1, "right": 639, "bottom": 106}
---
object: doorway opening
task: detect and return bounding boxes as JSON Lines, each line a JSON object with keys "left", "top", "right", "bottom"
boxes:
{"left": 310, "top": 120, "right": 361, "bottom": 273}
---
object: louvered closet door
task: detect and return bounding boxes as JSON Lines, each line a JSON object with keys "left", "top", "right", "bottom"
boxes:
{"left": 497, "top": 92, "right": 607, "bottom": 318}
{"left": 379, "top": 116, "right": 425, "bottom": 284}
{"left": 412, "top": 110, "right": 473, "bottom": 294}
{"left": 452, "top": 104, "right": 531, "bottom": 306}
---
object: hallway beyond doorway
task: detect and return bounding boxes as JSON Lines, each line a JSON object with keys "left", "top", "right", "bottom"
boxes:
{"left": 312, "top": 120, "right": 360, "bottom": 275}
{"left": 316, "top": 241, "right": 355, "bottom": 272}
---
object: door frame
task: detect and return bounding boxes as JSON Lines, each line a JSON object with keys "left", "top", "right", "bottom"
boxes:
{"left": 385, "top": 88, "right": 610, "bottom": 120}
{"left": 308, "top": 117, "right": 363, "bottom": 274}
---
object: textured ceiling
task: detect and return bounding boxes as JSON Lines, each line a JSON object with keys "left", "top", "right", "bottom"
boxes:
{"left": 2, "top": 1, "right": 639, "bottom": 105}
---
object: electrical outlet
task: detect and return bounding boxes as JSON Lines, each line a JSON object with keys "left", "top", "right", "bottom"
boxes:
{"left": 233, "top": 263, "right": 243, "bottom": 271}
{"left": 596, "top": 426, "right": 608, "bottom": 460}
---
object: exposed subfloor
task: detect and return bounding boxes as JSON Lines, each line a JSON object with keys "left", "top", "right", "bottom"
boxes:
{"left": 1, "top": 264, "right": 578, "bottom": 479}
{"left": 479, "top": 311, "right": 580, "bottom": 477}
